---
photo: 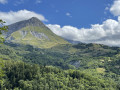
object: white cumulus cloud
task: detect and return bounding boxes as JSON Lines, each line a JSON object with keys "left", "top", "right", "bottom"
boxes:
{"left": 110, "top": 0, "right": 120, "bottom": 16}
{"left": 47, "top": 17, "right": 120, "bottom": 46}
{"left": 0, "top": 0, "right": 7, "bottom": 4}
{"left": 0, "top": 9, "right": 47, "bottom": 25}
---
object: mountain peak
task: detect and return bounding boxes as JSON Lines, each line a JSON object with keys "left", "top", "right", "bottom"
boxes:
{"left": 29, "top": 17, "right": 40, "bottom": 21}
{"left": 8, "top": 17, "right": 47, "bottom": 34}
{"left": 25, "top": 17, "right": 46, "bottom": 27}
{"left": 27, "top": 17, "right": 43, "bottom": 25}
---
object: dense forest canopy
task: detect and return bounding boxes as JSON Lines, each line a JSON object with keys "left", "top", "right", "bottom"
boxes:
{"left": 0, "top": 60, "right": 119, "bottom": 90}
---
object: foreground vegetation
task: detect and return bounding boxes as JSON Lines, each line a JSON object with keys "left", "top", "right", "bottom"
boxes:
{"left": 0, "top": 60, "right": 119, "bottom": 90}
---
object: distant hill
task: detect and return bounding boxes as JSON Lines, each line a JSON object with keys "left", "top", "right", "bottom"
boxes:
{"left": 65, "top": 39, "right": 81, "bottom": 44}
{"left": 5, "top": 17, "right": 69, "bottom": 48}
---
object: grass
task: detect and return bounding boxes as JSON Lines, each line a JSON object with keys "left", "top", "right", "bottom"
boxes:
{"left": 9, "top": 26, "right": 69, "bottom": 48}
{"left": 96, "top": 68, "right": 105, "bottom": 73}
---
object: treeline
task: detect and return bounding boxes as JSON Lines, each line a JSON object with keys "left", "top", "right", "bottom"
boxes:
{"left": 0, "top": 60, "right": 119, "bottom": 90}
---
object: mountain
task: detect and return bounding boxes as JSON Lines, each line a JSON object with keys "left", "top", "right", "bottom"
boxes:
{"left": 5, "top": 17, "right": 69, "bottom": 48}
{"left": 65, "top": 39, "right": 81, "bottom": 44}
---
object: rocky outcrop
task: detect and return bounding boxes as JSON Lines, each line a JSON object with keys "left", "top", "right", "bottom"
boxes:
{"left": 30, "top": 31, "right": 49, "bottom": 40}
{"left": 19, "top": 31, "right": 28, "bottom": 38}
{"left": 6, "top": 36, "right": 15, "bottom": 43}
{"left": 69, "top": 60, "right": 81, "bottom": 68}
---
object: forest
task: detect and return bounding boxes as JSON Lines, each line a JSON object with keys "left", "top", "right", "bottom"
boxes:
{"left": 0, "top": 60, "right": 119, "bottom": 90}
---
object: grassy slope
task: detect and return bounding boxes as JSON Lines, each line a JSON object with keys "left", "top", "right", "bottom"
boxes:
{"left": 9, "top": 26, "right": 69, "bottom": 48}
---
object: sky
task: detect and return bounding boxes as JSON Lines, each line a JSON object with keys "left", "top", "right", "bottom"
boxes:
{"left": 0, "top": 0, "right": 120, "bottom": 46}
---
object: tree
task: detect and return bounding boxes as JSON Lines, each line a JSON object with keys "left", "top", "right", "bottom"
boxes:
{"left": 0, "top": 19, "right": 8, "bottom": 89}
{"left": 0, "top": 19, "right": 8, "bottom": 43}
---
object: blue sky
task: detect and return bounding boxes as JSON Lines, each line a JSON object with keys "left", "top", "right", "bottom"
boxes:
{"left": 1, "top": 0, "right": 120, "bottom": 46}
{"left": 0, "top": 0, "right": 115, "bottom": 28}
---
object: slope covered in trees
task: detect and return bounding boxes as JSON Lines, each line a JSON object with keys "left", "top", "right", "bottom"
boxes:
{"left": 0, "top": 60, "right": 119, "bottom": 90}
{"left": 1, "top": 42, "right": 120, "bottom": 74}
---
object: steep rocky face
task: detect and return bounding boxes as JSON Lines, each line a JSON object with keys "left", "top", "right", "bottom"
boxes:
{"left": 5, "top": 17, "right": 69, "bottom": 48}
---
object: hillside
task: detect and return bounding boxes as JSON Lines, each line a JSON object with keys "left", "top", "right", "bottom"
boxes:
{"left": 0, "top": 42, "right": 120, "bottom": 74}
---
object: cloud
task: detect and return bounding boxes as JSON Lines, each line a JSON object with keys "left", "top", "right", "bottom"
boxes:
{"left": 105, "top": 7, "right": 109, "bottom": 11}
{"left": 36, "top": 0, "right": 41, "bottom": 4}
{"left": 14, "top": 0, "right": 24, "bottom": 6}
{"left": 0, "top": 0, "right": 7, "bottom": 4}
{"left": 66, "top": 12, "right": 72, "bottom": 17}
{"left": 47, "top": 17, "right": 120, "bottom": 46}
{"left": 110, "top": 0, "right": 120, "bottom": 16}
{"left": 66, "top": 13, "right": 70, "bottom": 16}
{"left": 0, "top": 9, "right": 47, "bottom": 25}
{"left": 56, "top": 10, "right": 59, "bottom": 13}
